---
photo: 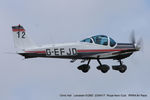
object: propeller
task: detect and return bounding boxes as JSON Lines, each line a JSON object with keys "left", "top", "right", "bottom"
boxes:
{"left": 129, "top": 30, "right": 143, "bottom": 51}
{"left": 130, "top": 30, "right": 136, "bottom": 45}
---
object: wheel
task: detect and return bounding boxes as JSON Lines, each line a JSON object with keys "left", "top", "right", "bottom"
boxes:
{"left": 101, "top": 64, "right": 110, "bottom": 73}
{"left": 82, "top": 65, "right": 90, "bottom": 73}
{"left": 119, "top": 65, "right": 127, "bottom": 73}
{"left": 112, "top": 65, "right": 120, "bottom": 70}
{"left": 78, "top": 64, "right": 85, "bottom": 70}
{"left": 97, "top": 64, "right": 110, "bottom": 73}
{"left": 77, "top": 64, "right": 90, "bottom": 73}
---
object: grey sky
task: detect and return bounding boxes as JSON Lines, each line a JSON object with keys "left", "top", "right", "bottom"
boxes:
{"left": 0, "top": 0, "right": 150, "bottom": 100}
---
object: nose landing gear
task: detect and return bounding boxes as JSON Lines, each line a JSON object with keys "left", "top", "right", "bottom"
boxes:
{"left": 112, "top": 60, "right": 127, "bottom": 73}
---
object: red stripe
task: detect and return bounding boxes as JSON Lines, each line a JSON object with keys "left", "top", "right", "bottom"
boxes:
{"left": 12, "top": 29, "right": 25, "bottom": 32}
{"left": 25, "top": 51, "right": 46, "bottom": 54}
{"left": 77, "top": 49, "right": 127, "bottom": 53}
{"left": 25, "top": 49, "right": 127, "bottom": 54}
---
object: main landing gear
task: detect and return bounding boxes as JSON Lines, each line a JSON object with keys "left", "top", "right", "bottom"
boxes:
{"left": 77, "top": 59, "right": 91, "bottom": 73}
{"left": 77, "top": 59, "right": 110, "bottom": 73}
{"left": 112, "top": 60, "right": 127, "bottom": 73}
{"left": 76, "top": 59, "right": 127, "bottom": 73}
{"left": 96, "top": 59, "right": 110, "bottom": 73}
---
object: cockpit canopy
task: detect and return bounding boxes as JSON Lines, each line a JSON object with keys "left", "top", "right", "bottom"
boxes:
{"left": 80, "top": 35, "right": 116, "bottom": 47}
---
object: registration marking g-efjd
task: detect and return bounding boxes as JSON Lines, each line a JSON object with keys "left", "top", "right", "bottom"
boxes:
{"left": 46, "top": 48, "right": 77, "bottom": 56}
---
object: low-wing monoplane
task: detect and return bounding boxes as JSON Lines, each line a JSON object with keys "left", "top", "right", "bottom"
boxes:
{"left": 12, "top": 25, "right": 142, "bottom": 73}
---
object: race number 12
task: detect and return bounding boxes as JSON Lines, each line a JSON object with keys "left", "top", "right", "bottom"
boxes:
{"left": 17, "top": 31, "right": 25, "bottom": 38}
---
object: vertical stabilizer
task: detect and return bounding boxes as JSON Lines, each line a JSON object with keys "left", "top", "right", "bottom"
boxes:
{"left": 12, "top": 25, "right": 37, "bottom": 50}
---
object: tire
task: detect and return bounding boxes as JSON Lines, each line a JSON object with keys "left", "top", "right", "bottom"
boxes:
{"left": 97, "top": 64, "right": 110, "bottom": 73}
{"left": 101, "top": 64, "right": 110, "bottom": 73}
{"left": 119, "top": 65, "right": 127, "bottom": 73}
{"left": 78, "top": 64, "right": 90, "bottom": 73}
{"left": 96, "top": 66, "right": 101, "bottom": 70}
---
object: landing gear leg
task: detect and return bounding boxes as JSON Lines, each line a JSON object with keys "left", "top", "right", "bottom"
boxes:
{"left": 87, "top": 59, "right": 91, "bottom": 65}
{"left": 112, "top": 59, "right": 127, "bottom": 73}
{"left": 77, "top": 59, "right": 91, "bottom": 73}
{"left": 96, "top": 59, "right": 110, "bottom": 73}
{"left": 97, "top": 59, "right": 102, "bottom": 66}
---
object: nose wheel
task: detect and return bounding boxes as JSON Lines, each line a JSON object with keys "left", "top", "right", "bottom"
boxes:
{"left": 112, "top": 60, "right": 127, "bottom": 73}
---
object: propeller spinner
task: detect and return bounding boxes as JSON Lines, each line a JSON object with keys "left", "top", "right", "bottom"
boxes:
{"left": 130, "top": 30, "right": 143, "bottom": 51}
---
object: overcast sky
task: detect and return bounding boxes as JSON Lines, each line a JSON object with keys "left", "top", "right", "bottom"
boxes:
{"left": 0, "top": 0, "right": 150, "bottom": 100}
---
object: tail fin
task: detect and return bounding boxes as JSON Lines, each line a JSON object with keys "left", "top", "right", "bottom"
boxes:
{"left": 12, "top": 25, "right": 37, "bottom": 50}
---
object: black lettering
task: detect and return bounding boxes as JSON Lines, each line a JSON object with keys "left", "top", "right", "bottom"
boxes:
{"left": 17, "top": 31, "right": 20, "bottom": 38}
{"left": 67, "top": 48, "right": 71, "bottom": 55}
{"left": 22, "top": 31, "right": 26, "bottom": 38}
{"left": 60, "top": 48, "right": 65, "bottom": 55}
{"left": 17, "top": 31, "right": 25, "bottom": 39}
{"left": 46, "top": 49, "right": 51, "bottom": 55}
{"left": 72, "top": 48, "right": 77, "bottom": 55}
{"left": 54, "top": 48, "right": 59, "bottom": 56}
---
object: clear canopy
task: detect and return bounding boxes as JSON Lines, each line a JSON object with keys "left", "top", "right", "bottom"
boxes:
{"left": 80, "top": 35, "right": 116, "bottom": 47}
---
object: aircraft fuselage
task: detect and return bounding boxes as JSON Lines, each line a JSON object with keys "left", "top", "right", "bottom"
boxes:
{"left": 19, "top": 42, "right": 135, "bottom": 60}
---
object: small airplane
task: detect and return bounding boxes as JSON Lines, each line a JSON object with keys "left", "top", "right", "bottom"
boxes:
{"left": 12, "top": 25, "right": 142, "bottom": 73}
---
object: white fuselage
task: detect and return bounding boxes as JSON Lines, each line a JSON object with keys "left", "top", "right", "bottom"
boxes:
{"left": 24, "top": 42, "right": 116, "bottom": 59}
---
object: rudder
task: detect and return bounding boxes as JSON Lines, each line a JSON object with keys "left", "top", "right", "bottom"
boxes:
{"left": 12, "top": 25, "right": 37, "bottom": 50}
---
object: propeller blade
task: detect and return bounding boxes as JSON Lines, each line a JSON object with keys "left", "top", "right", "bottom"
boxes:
{"left": 130, "top": 30, "right": 136, "bottom": 44}
{"left": 136, "top": 37, "right": 143, "bottom": 51}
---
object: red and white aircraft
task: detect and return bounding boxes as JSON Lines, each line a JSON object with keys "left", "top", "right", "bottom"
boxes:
{"left": 12, "top": 25, "right": 142, "bottom": 73}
